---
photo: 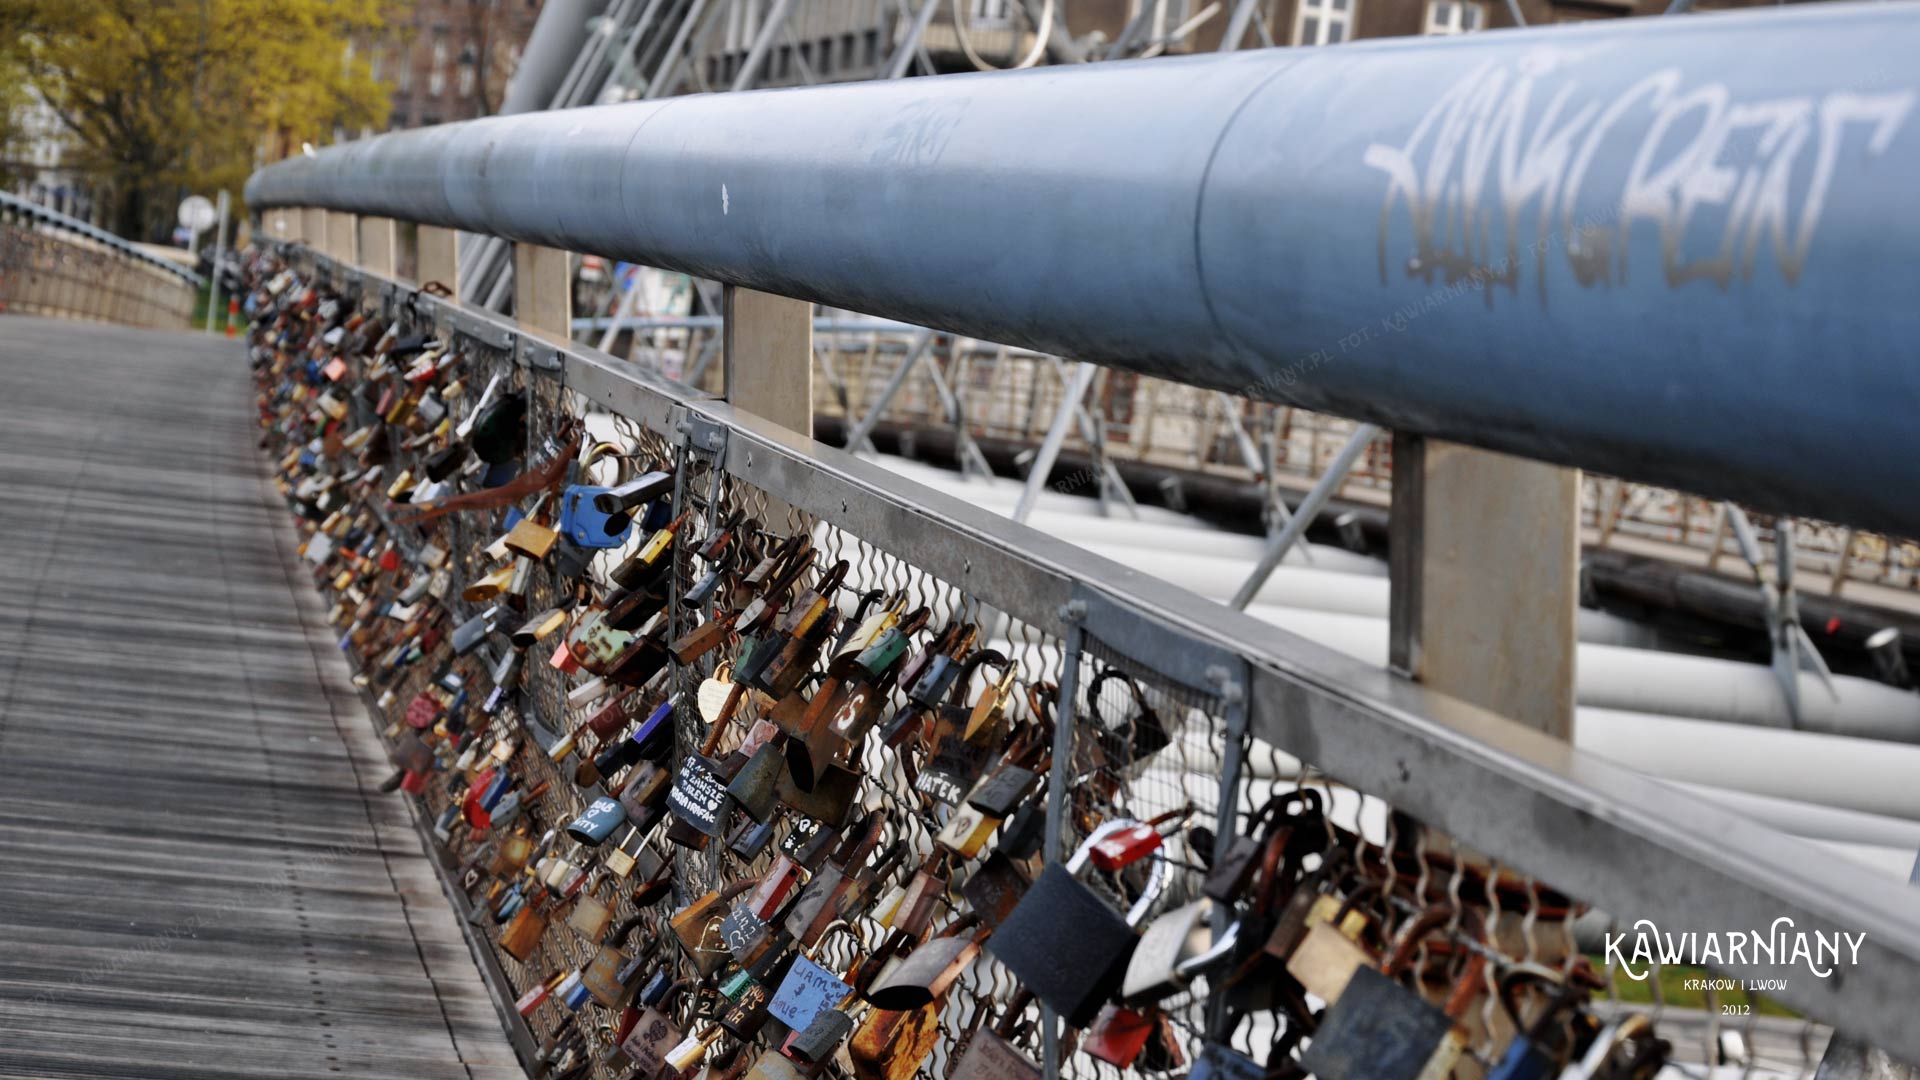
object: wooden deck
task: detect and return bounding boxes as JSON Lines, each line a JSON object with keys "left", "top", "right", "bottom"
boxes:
{"left": 0, "top": 317, "right": 521, "bottom": 1079}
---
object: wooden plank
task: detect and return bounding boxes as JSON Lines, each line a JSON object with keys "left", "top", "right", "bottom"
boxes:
{"left": 0, "top": 317, "right": 520, "bottom": 1078}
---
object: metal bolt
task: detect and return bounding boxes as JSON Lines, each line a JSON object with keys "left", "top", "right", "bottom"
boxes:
{"left": 1058, "top": 600, "right": 1087, "bottom": 623}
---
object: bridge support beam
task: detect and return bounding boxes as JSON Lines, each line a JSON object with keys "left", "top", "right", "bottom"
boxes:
{"left": 512, "top": 242, "right": 570, "bottom": 339}
{"left": 723, "top": 286, "right": 813, "bottom": 434}
{"left": 1389, "top": 436, "right": 1579, "bottom": 739}
{"left": 301, "top": 207, "right": 324, "bottom": 250}
{"left": 413, "top": 226, "right": 460, "bottom": 297}
{"left": 356, "top": 216, "right": 396, "bottom": 277}
{"left": 325, "top": 210, "right": 356, "bottom": 266}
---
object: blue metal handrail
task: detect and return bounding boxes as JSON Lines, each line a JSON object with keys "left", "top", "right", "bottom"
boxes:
{"left": 248, "top": 3, "right": 1920, "bottom": 538}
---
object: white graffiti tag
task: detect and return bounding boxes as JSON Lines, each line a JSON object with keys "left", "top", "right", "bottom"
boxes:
{"left": 1362, "top": 51, "right": 1914, "bottom": 304}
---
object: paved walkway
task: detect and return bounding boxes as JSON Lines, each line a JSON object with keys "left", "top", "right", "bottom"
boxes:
{"left": 0, "top": 317, "right": 520, "bottom": 1079}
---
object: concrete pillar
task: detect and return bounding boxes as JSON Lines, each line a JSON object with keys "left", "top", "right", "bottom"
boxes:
{"left": 722, "top": 286, "right": 813, "bottom": 433}
{"left": 1388, "top": 435, "right": 1580, "bottom": 739}
{"left": 416, "top": 225, "right": 460, "bottom": 297}
{"left": 302, "top": 207, "right": 325, "bottom": 249}
{"left": 325, "top": 210, "right": 356, "bottom": 265}
{"left": 393, "top": 220, "right": 421, "bottom": 284}
{"left": 356, "top": 215, "right": 397, "bottom": 277}
{"left": 512, "top": 242, "right": 571, "bottom": 339}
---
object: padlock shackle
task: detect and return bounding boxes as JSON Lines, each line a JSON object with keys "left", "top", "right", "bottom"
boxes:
{"left": 1084, "top": 666, "right": 1161, "bottom": 729}
{"left": 1379, "top": 903, "right": 1457, "bottom": 978}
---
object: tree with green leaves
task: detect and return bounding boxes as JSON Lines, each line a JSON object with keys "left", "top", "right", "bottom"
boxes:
{"left": 3, "top": 0, "right": 390, "bottom": 239}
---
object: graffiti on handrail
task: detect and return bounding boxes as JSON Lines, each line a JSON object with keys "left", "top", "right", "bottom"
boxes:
{"left": 1362, "top": 50, "right": 1915, "bottom": 304}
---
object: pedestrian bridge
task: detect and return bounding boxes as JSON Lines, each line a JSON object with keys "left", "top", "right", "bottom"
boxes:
{"left": 0, "top": 316, "right": 519, "bottom": 1078}
{"left": 8, "top": 9, "right": 1920, "bottom": 1073}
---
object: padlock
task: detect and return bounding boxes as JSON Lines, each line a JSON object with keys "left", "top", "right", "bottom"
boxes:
{"left": 608, "top": 509, "right": 687, "bottom": 591}
{"left": 729, "top": 816, "right": 777, "bottom": 859}
{"left": 509, "top": 606, "right": 568, "bottom": 649}
{"left": 1283, "top": 911, "right": 1375, "bottom": 1005}
{"left": 863, "top": 917, "right": 990, "bottom": 1012}
{"left": 565, "top": 795, "right": 627, "bottom": 845}
{"left": 727, "top": 727, "right": 787, "bottom": 823}
{"left": 663, "top": 1024, "right": 725, "bottom": 1073}
{"left": 499, "top": 894, "right": 550, "bottom": 963}
{"left": 848, "top": 996, "right": 941, "bottom": 1080}
{"left": 948, "top": 994, "right": 1041, "bottom": 1080}
{"left": 773, "top": 753, "right": 862, "bottom": 826}
{"left": 833, "top": 591, "right": 896, "bottom": 659}
{"left": 1298, "top": 906, "right": 1488, "bottom": 1080}
{"left": 1559, "top": 1014, "right": 1665, "bottom": 1080}
{"left": 742, "top": 854, "right": 806, "bottom": 925}
{"left": 1204, "top": 788, "right": 1323, "bottom": 904}
{"left": 569, "top": 883, "right": 616, "bottom": 941}
{"left": 985, "top": 818, "right": 1172, "bottom": 1025}
{"left": 1121, "top": 898, "right": 1240, "bottom": 1004}
{"left": 515, "top": 972, "right": 563, "bottom": 1017}
{"left": 1186, "top": 1041, "right": 1265, "bottom": 1080}
{"left": 559, "top": 481, "right": 633, "bottom": 549}
{"left": 963, "top": 660, "right": 1019, "bottom": 741}
{"left": 783, "top": 811, "right": 887, "bottom": 948}
{"left": 592, "top": 467, "right": 674, "bottom": 516}
{"left": 468, "top": 391, "right": 527, "bottom": 464}
{"left": 959, "top": 850, "right": 1030, "bottom": 929}
{"left": 1080, "top": 1003, "right": 1160, "bottom": 1067}
{"left": 932, "top": 798, "right": 999, "bottom": 860}
{"left": 670, "top": 880, "right": 757, "bottom": 976}
{"left": 1088, "top": 804, "right": 1193, "bottom": 872}
{"left": 694, "top": 508, "right": 747, "bottom": 563}
{"left": 767, "top": 921, "right": 864, "bottom": 1041}
{"left": 603, "top": 825, "right": 642, "bottom": 877}
{"left": 1084, "top": 666, "right": 1173, "bottom": 766}
{"left": 503, "top": 514, "right": 559, "bottom": 560}
{"left": 1487, "top": 963, "right": 1599, "bottom": 1080}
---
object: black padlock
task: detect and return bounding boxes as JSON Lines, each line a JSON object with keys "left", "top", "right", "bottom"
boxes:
{"left": 592, "top": 469, "right": 675, "bottom": 515}
{"left": 986, "top": 820, "right": 1170, "bottom": 1026}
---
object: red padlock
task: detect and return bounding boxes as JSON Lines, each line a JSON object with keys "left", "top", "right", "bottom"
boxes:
{"left": 404, "top": 691, "right": 441, "bottom": 730}
{"left": 1088, "top": 805, "right": 1193, "bottom": 872}
{"left": 1081, "top": 1004, "right": 1157, "bottom": 1066}
{"left": 515, "top": 973, "right": 561, "bottom": 1017}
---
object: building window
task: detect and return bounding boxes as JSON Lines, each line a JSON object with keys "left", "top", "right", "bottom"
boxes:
{"left": 863, "top": 29, "right": 880, "bottom": 65}
{"left": 1423, "top": 0, "right": 1484, "bottom": 33}
{"left": 1293, "top": 0, "right": 1355, "bottom": 44}
{"left": 428, "top": 40, "right": 448, "bottom": 96}
{"left": 971, "top": 0, "right": 1012, "bottom": 26}
{"left": 457, "top": 43, "right": 477, "bottom": 97}
{"left": 396, "top": 45, "right": 413, "bottom": 92}
{"left": 840, "top": 33, "right": 856, "bottom": 71}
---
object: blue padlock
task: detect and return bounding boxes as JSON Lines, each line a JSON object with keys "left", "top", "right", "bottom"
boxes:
{"left": 566, "top": 796, "right": 629, "bottom": 846}
{"left": 558, "top": 484, "right": 634, "bottom": 548}
{"left": 1487, "top": 969, "right": 1590, "bottom": 1080}
{"left": 640, "top": 497, "right": 673, "bottom": 532}
{"left": 483, "top": 460, "right": 521, "bottom": 488}
{"left": 1188, "top": 1043, "right": 1263, "bottom": 1080}
{"left": 768, "top": 954, "right": 853, "bottom": 1034}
